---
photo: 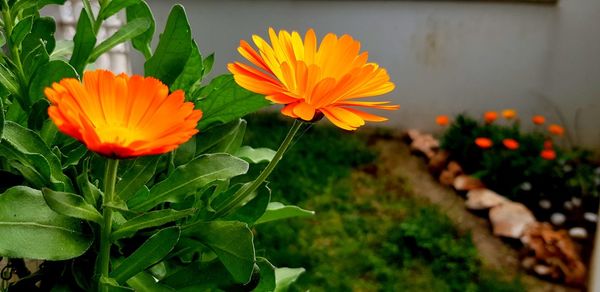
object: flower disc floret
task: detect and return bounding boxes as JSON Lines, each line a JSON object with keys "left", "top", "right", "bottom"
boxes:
{"left": 45, "top": 70, "right": 202, "bottom": 158}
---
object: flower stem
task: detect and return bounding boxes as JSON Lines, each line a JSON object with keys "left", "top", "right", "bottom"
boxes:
{"left": 214, "top": 120, "right": 303, "bottom": 217}
{"left": 97, "top": 159, "right": 119, "bottom": 291}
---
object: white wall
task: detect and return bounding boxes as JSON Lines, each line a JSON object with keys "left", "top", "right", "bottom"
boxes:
{"left": 132, "top": 0, "right": 600, "bottom": 148}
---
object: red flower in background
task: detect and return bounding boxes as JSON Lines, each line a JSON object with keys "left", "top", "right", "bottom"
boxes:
{"left": 532, "top": 115, "right": 545, "bottom": 125}
{"left": 483, "top": 111, "right": 498, "bottom": 124}
{"left": 548, "top": 124, "right": 565, "bottom": 136}
{"left": 502, "top": 109, "right": 517, "bottom": 120}
{"left": 502, "top": 138, "right": 519, "bottom": 150}
{"left": 540, "top": 149, "right": 556, "bottom": 160}
{"left": 543, "top": 140, "right": 553, "bottom": 149}
{"left": 475, "top": 137, "right": 493, "bottom": 149}
{"left": 436, "top": 115, "right": 450, "bottom": 126}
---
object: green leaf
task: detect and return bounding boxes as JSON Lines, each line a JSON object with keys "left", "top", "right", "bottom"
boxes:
{"left": 126, "top": 271, "right": 175, "bottom": 292}
{"left": 255, "top": 202, "right": 315, "bottom": 225}
{"left": 69, "top": 9, "right": 96, "bottom": 74}
{"left": 0, "top": 97, "right": 4, "bottom": 139}
{"left": 195, "top": 119, "right": 246, "bottom": 155}
{"left": 182, "top": 221, "right": 255, "bottom": 284}
{"left": 274, "top": 267, "right": 305, "bottom": 292}
{"left": 173, "top": 136, "right": 195, "bottom": 167}
{"left": 160, "top": 260, "right": 235, "bottom": 290}
{"left": 0, "top": 186, "right": 93, "bottom": 260}
{"left": 28, "top": 60, "right": 78, "bottom": 104}
{"left": 50, "top": 40, "right": 73, "bottom": 60}
{"left": 235, "top": 146, "right": 276, "bottom": 164}
{"left": 126, "top": 1, "right": 155, "bottom": 59}
{"left": 195, "top": 75, "right": 271, "bottom": 129}
{"left": 0, "top": 121, "right": 73, "bottom": 191}
{"left": 128, "top": 154, "right": 249, "bottom": 211}
{"left": 201, "top": 53, "right": 214, "bottom": 78}
{"left": 22, "top": 16, "right": 56, "bottom": 55}
{"left": 76, "top": 158, "right": 102, "bottom": 206}
{"left": 171, "top": 40, "right": 203, "bottom": 93}
{"left": 99, "top": 0, "right": 140, "bottom": 20}
{"left": 115, "top": 156, "right": 159, "bottom": 201}
{"left": 111, "top": 209, "right": 195, "bottom": 240}
{"left": 255, "top": 258, "right": 276, "bottom": 292}
{"left": 0, "top": 62, "right": 20, "bottom": 95}
{"left": 89, "top": 18, "right": 150, "bottom": 62}
{"left": 99, "top": 276, "right": 134, "bottom": 291}
{"left": 144, "top": 4, "right": 191, "bottom": 86}
{"left": 224, "top": 183, "right": 270, "bottom": 225}
{"left": 110, "top": 227, "right": 180, "bottom": 284}
{"left": 10, "top": 16, "right": 33, "bottom": 46}
{"left": 42, "top": 188, "right": 102, "bottom": 224}
{"left": 23, "top": 40, "right": 50, "bottom": 84}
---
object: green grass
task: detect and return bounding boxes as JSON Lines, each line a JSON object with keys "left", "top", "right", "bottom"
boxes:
{"left": 244, "top": 112, "right": 524, "bottom": 292}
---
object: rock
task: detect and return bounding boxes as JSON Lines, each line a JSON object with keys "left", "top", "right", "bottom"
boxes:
{"left": 521, "top": 222, "right": 587, "bottom": 286}
{"left": 453, "top": 175, "right": 484, "bottom": 191}
{"left": 550, "top": 213, "right": 566, "bottom": 226}
{"left": 564, "top": 201, "right": 573, "bottom": 210}
{"left": 521, "top": 257, "right": 536, "bottom": 269}
{"left": 410, "top": 133, "right": 440, "bottom": 159}
{"left": 447, "top": 161, "right": 463, "bottom": 176}
{"left": 406, "top": 129, "right": 422, "bottom": 142}
{"left": 489, "top": 202, "right": 536, "bottom": 238}
{"left": 428, "top": 150, "right": 449, "bottom": 174}
{"left": 465, "top": 189, "right": 507, "bottom": 210}
{"left": 534, "top": 264, "right": 552, "bottom": 276}
{"left": 439, "top": 170, "right": 455, "bottom": 186}
{"left": 568, "top": 227, "right": 588, "bottom": 239}
{"left": 584, "top": 212, "right": 598, "bottom": 223}
{"left": 538, "top": 199, "right": 551, "bottom": 209}
{"left": 520, "top": 182, "right": 532, "bottom": 191}
{"left": 571, "top": 197, "right": 582, "bottom": 207}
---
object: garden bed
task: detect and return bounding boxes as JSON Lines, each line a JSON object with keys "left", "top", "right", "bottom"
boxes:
{"left": 405, "top": 111, "right": 599, "bottom": 290}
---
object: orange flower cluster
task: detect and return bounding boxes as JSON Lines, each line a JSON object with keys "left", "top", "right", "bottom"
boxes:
{"left": 229, "top": 28, "right": 398, "bottom": 130}
{"left": 502, "top": 109, "right": 517, "bottom": 120}
{"left": 540, "top": 139, "right": 556, "bottom": 160}
{"left": 45, "top": 70, "right": 202, "bottom": 158}
{"left": 548, "top": 124, "right": 565, "bottom": 136}
{"left": 532, "top": 115, "right": 545, "bottom": 125}
{"left": 436, "top": 115, "right": 450, "bottom": 126}
{"left": 483, "top": 111, "right": 498, "bottom": 124}
{"left": 475, "top": 137, "right": 493, "bottom": 149}
{"left": 502, "top": 138, "right": 519, "bottom": 150}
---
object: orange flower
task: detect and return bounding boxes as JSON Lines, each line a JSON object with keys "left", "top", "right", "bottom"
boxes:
{"left": 483, "top": 111, "right": 498, "bottom": 123}
{"left": 502, "top": 109, "right": 517, "bottom": 120}
{"left": 540, "top": 149, "right": 556, "bottom": 160}
{"left": 435, "top": 115, "right": 450, "bottom": 126}
{"left": 475, "top": 137, "right": 493, "bottom": 149}
{"left": 543, "top": 140, "right": 553, "bottom": 149}
{"left": 502, "top": 138, "right": 519, "bottom": 150}
{"left": 548, "top": 124, "right": 564, "bottom": 136}
{"left": 532, "top": 115, "right": 545, "bottom": 125}
{"left": 45, "top": 70, "right": 202, "bottom": 158}
{"left": 228, "top": 28, "right": 398, "bottom": 130}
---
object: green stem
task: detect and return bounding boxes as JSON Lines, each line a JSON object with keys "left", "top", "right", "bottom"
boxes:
{"left": 214, "top": 120, "right": 303, "bottom": 217}
{"left": 97, "top": 159, "right": 119, "bottom": 291}
{"left": 1, "top": 0, "right": 27, "bottom": 103}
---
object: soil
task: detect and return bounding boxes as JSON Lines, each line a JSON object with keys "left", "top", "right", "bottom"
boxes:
{"left": 369, "top": 136, "right": 582, "bottom": 292}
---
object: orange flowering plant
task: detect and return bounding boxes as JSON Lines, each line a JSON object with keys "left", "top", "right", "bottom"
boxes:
{"left": 439, "top": 112, "right": 599, "bottom": 222}
{"left": 0, "top": 2, "right": 402, "bottom": 291}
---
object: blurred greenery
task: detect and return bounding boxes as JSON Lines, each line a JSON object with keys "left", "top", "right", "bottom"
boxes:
{"left": 244, "top": 112, "right": 524, "bottom": 292}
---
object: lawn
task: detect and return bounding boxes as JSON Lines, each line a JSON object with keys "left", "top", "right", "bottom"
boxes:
{"left": 244, "top": 113, "right": 524, "bottom": 292}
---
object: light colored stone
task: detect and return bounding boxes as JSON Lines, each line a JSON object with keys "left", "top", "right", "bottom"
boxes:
{"left": 447, "top": 161, "right": 463, "bottom": 176}
{"left": 409, "top": 133, "right": 440, "bottom": 159}
{"left": 569, "top": 227, "right": 588, "bottom": 239}
{"left": 520, "top": 182, "right": 532, "bottom": 191}
{"left": 571, "top": 197, "right": 581, "bottom": 207}
{"left": 465, "top": 188, "right": 508, "bottom": 210}
{"left": 564, "top": 201, "right": 573, "bottom": 210}
{"left": 439, "top": 170, "right": 455, "bottom": 186}
{"left": 550, "top": 213, "right": 566, "bottom": 226}
{"left": 534, "top": 264, "right": 552, "bottom": 276}
{"left": 538, "top": 199, "right": 551, "bottom": 209}
{"left": 489, "top": 202, "right": 536, "bottom": 238}
{"left": 428, "top": 150, "right": 449, "bottom": 174}
{"left": 406, "top": 129, "right": 422, "bottom": 142}
{"left": 453, "top": 175, "right": 484, "bottom": 191}
{"left": 584, "top": 212, "right": 598, "bottom": 223}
